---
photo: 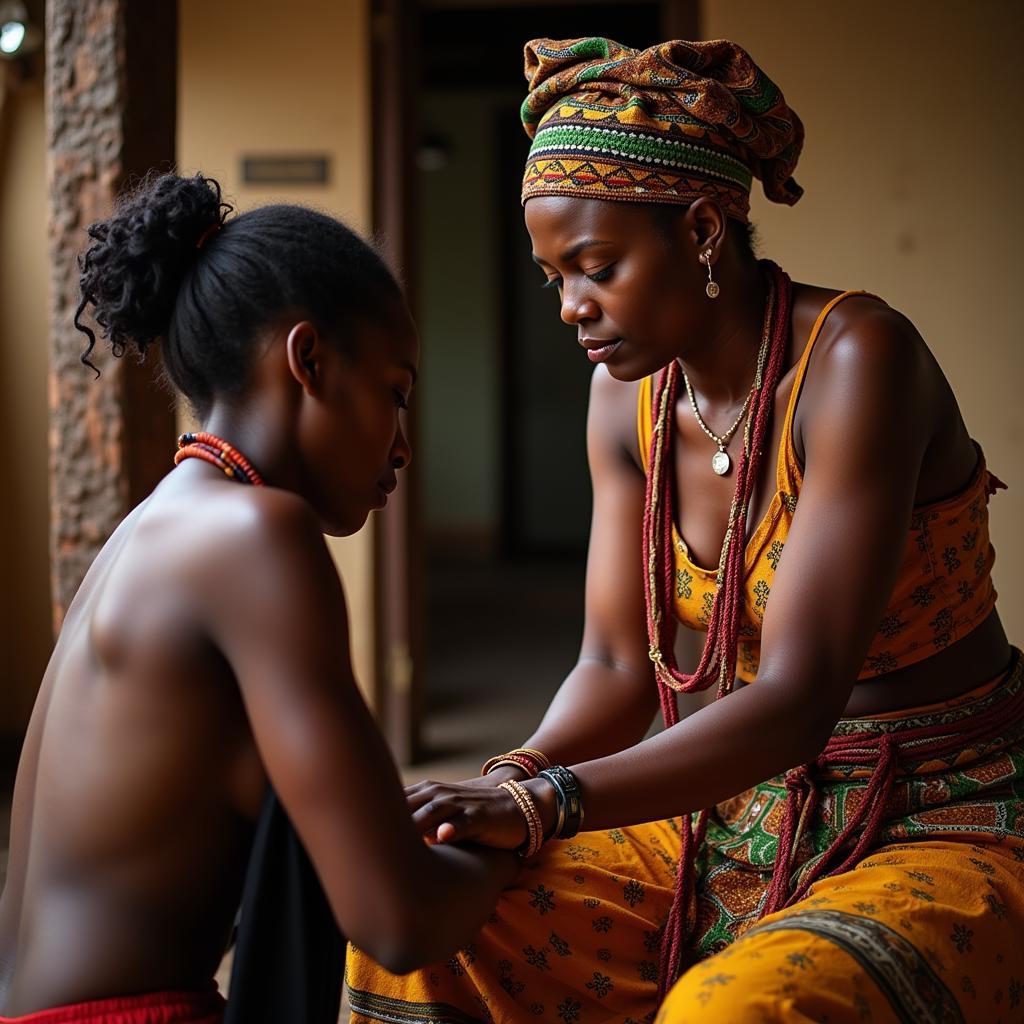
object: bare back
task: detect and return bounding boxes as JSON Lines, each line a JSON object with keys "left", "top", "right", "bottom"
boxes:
{"left": 0, "top": 468, "right": 266, "bottom": 1014}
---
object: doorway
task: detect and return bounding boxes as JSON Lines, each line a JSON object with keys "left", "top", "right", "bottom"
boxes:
{"left": 407, "top": 2, "right": 687, "bottom": 776}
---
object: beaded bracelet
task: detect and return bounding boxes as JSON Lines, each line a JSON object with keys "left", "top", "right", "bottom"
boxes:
{"left": 537, "top": 766, "right": 584, "bottom": 840}
{"left": 481, "top": 747, "right": 551, "bottom": 778}
{"left": 482, "top": 755, "right": 535, "bottom": 777}
{"left": 498, "top": 780, "right": 544, "bottom": 858}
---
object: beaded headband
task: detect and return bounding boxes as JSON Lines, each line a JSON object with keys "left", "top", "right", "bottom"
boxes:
{"left": 520, "top": 37, "right": 804, "bottom": 221}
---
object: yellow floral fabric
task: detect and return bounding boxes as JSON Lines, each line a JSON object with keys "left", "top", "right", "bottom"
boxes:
{"left": 348, "top": 819, "right": 680, "bottom": 1023}
{"left": 659, "top": 838, "right": 1024, "bottom": 1023}
{"left": 347, "top": 658, "right": 1024, "bottom": 1023}
{"left": 637, "top": 291, "right": 1001, "bottom": 683}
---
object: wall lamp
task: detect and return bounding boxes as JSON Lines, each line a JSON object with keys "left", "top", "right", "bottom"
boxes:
{"left": 0, "top": 2, "right": 42, "bottom": 61}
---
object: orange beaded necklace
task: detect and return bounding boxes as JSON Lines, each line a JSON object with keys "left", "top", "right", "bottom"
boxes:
{"left": 174, "top": 431, "right": 264, "bottom": 486}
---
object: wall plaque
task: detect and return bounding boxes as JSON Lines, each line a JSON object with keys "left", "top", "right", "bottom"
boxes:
{"left": 241, "top": 155, "right": 330, "bottom": 185}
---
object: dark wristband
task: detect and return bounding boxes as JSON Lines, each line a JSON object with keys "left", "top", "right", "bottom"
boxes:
{"left": 537, "top": 766, "right": 584, "bottom": 840}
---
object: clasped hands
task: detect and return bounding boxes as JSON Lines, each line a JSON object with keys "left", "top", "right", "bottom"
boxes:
{"left": 406, "top": 768, "right": 558, "bottom": 851}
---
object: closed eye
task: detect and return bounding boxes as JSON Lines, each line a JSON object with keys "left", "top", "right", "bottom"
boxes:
{"left": 541, "top": 266, "right": 614, "bottom": 289}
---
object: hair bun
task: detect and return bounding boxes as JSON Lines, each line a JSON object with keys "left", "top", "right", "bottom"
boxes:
{"left": 75, "top": 171, "right": 231, "bottom": 371}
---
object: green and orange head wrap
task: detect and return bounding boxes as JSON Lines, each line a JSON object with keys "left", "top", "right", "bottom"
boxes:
{"left": 520, "top": 36, "right": 804, "bottom": 222}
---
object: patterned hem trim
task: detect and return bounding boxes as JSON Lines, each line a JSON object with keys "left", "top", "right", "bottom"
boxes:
{"left": 749, "top": 910, "right": 964, "bottom": 1024}
{"left": 347, "top": 986, "right": 487, "bottom": 1024}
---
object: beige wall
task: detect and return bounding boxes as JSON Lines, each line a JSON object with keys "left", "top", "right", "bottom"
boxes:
{"left": 0, "top": 75, "right": 51, "bottom": 736}
{"left": 178, "top": 0, "right": 378, "bottom": 695}
{"left": 702, "top": 0, "right": 1024, "bottom": 636}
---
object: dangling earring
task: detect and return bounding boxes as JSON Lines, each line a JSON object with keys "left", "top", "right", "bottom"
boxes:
{"left": 699, "top": 249, "right": 719, "bottom": 299}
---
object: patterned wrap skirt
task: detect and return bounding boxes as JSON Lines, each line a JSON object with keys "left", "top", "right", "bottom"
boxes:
{"left": 347, "top": 653, "right": 1024, "bottom": 1023}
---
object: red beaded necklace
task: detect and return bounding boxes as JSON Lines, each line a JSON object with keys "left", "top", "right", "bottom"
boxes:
{"left": 647, "top": 261, "right": 793, "bottom": 995}
{"left": 174, "top": 431, "right": 264, "bottom": 486}
{"left": 643, "top": 261, "right": 792, "bottom": 710}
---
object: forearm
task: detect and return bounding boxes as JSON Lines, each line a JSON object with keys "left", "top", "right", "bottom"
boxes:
{"left": 543, "top": 681, "right": 833, "bottom": 832}
{"left": 400, "top": 680, "right": 832, "bottom": 880}
{"left": 519, "top": 657, "right": 659, "bottom": 767}
{"left": 385, "top": 844, "right": 518, "bottom": 972}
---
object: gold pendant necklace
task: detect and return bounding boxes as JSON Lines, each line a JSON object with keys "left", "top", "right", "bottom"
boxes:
{"left": 681, "top": 372, "right": 756, "bottom": 476}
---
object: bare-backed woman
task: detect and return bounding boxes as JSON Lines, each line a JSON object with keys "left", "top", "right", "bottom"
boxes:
{"left": 0, "top": 173, "right": 516, "bottom": 1024}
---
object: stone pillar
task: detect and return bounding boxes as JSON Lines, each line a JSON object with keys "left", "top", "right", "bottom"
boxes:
{"left": 46, "top": 0, "right": 177, "bottom": 631}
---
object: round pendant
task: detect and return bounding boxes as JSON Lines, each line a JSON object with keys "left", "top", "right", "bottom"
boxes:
{"left": 706, "top": 281, "right": 720, "bottom": 299}
{"left": 711, "top": 449, "right": 731, "bottom": 476}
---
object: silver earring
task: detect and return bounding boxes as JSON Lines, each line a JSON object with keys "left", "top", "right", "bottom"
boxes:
{"left": 699, "top": 249, "right": 719, "bottom": 299}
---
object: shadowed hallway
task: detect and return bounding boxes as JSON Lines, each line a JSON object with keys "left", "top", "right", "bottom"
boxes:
{"left": 404, "top": 554, "right": 585, "bottom": 782}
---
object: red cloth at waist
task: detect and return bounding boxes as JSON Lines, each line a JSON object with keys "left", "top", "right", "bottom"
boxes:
{"left": 0, "top": 990, "right": 224, "bottom": 1024}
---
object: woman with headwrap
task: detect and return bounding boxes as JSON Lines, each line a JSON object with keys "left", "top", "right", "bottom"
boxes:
{"left": 347, "top": 37, "right": 1023, "bottom": 1023}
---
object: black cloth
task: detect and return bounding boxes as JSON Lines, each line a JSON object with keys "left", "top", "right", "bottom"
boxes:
{"left": 224, "top": 787, "right": 344, "bottom": 1023}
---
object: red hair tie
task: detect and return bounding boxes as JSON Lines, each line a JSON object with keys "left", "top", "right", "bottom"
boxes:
{"left": 196, "top": 222, "right": 222, "bottom": 250}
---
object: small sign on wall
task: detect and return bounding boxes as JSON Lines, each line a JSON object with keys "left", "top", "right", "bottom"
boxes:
{"left": 241, "top": 155, "right": 330, "bottom": 185}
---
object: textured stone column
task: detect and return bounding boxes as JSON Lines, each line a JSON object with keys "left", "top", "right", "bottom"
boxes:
{"left": 46, "top": 0, "right": 176, "bottom": 631}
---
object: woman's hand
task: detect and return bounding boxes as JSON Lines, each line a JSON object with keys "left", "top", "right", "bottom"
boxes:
{"left": 405, "top": 777, "right": 555, "bottom": 849}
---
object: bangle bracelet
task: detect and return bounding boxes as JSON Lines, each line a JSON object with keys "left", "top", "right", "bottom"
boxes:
{"left": 537, "top": 766, "right": 584, "bottom": 840}
{"left": 518, "top": 748, "right": 552, "bottom": 771}
{"left": 499, "top": 780, "right": 544, "bottom": 857}
{"left": 481, "top": 747, "right": 551, "bottom": 778}
{"left": 484, "top": 755, "right": 535, "bottom": 777}
{"left": 541, "top": 774, "right": 566, "bottom": 839}
{"left": 538, "top": 770, "right": 569, "bottom": 838}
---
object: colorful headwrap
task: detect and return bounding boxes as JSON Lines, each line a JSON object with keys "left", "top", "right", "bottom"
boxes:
{"left": 520, "top": 37, "right": 804, "bottom": 222}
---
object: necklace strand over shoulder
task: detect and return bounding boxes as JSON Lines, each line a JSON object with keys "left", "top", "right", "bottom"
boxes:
{"left": 681, "top": 367, "right": 757, "bottom": 476}
{"left": 643, "top": 263, "right": 788, "bottom": 699}
{"left": 174, "top": 431, "right": 265, "bottom": 486}
{"left": 641, "top": 261, "right": 793, "bottom": 995}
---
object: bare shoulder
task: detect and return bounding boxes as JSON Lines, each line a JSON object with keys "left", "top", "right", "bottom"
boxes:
{"left": 814, "top": 295, "right": 931, "bottom": 385}
{"left": 101, "top": 479, "right": 344, "bottom": 654}
{"left": 191, "top": 484, "right": 342, "bottom": 613}
{"left": 204, "top": 480, "right": 319, "bottom": 538}
{"left": 160, "top": 479, "right": 355, "bottom": 699}
{"left": 90, "top": 480, "right": 338, "bottom": 655}
{"left": 796, "top": 290, "right": 974, "bottom": 493}
{"left": 180, "top": 483, "right": 326, "bottom": 571}
{"left": 588, "top": 364, "right": 646, "bottom": 470}
{"left": 225, "top": 484, "right": 323, "bottom": 553}
{"left": 798, "top": 294, "right": 939, "bottom": 438}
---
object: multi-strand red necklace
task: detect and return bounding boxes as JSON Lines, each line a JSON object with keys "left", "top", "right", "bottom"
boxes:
{"left": 647, "top": 260, "right": 793, "bottom": 993}
{"left": 644, "top": 260, "right": 793, "bottom": 710}
{"left": 174, "top": 431, "right": 265, "bottom": 487}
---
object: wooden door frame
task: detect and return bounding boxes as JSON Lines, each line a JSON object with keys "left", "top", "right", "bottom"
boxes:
{"left": 371, "top": 0, "right": 698, "bottom": 762}
{"left": 370, "top": 0, "right": 423, "bottom": 764}
{"left": 494, "top": 0, "right": 698, "bottom": 556}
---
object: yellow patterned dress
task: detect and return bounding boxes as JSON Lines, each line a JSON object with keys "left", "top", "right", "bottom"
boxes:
{"left": 347, "top": 295, "right": 1023, "bottom": 1023}
{"left": 347, "top": 662, "right": 1024, "bottom": 1023}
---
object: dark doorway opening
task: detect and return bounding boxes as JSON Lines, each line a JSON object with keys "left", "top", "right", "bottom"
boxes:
{"left": 411, "top": 2, "right": 679, "bottom": 776}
